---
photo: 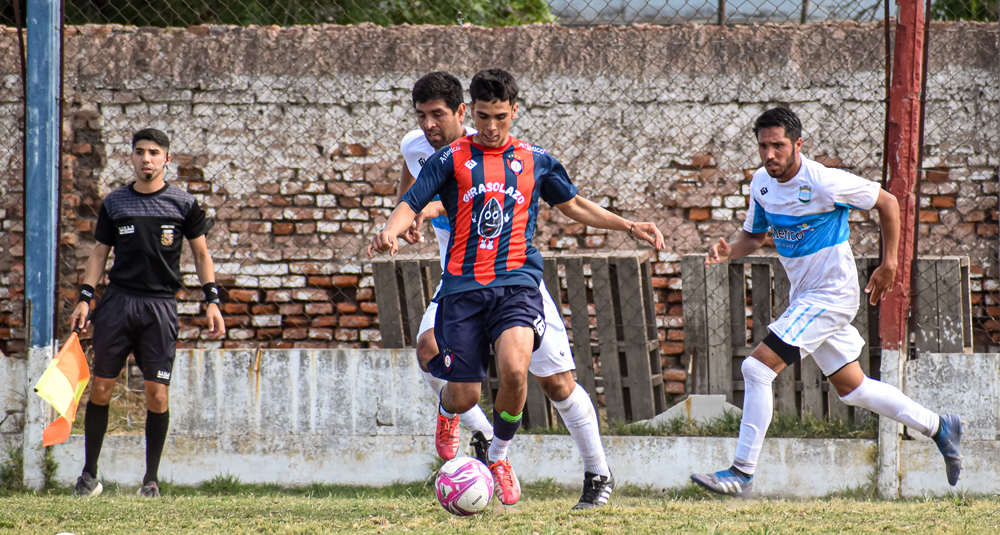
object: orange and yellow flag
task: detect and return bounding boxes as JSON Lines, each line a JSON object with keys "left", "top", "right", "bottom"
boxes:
{"left": 33, "top": 332, "right": 90, "bottom": 447}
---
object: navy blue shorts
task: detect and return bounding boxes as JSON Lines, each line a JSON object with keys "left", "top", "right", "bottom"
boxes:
{"left": 429, "top": 286, "right": 545, "bottom": 383}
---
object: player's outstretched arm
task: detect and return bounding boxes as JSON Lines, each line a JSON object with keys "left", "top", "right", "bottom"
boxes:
{"left": 864, "top": 189, "right": 901, "bottom": 305}
{"left": 189, "top": 235, "right": 225, "bottom": 339}
{"left": 368, "top": 202, "right": 419, "bottom": 258}
{"left": 399, "top": 201, "right": 446, "bottom": 245}
{"left": 396, "top": 162, "right": 424, "bottom": 245}
{"left": 554, "top": 195, "right": 665, "bottom": 250}
{"left": 707, "top": 232, "right": 767, "bottom": 266}
{"left": 70, "top": 243, "right": 112, "bottom": 333}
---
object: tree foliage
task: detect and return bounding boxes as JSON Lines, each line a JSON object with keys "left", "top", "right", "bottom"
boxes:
{"left": 930, "top": 0, "right": 998, "bottom": 21}
{"left": 63, "top": 0, "right": 555, "bottom": 27}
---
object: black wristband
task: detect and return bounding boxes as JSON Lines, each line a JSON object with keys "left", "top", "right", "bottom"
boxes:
{"left": 628, "top": 224, "right": 635, "bottom": 237}
{"left": 202, "top": 282, "right": 221, "bottom": 304}
{"left": 78, "top": 284, "right": 95, "bottom": 304}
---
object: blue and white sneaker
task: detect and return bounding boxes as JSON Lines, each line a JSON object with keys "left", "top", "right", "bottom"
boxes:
{"left": 932, "top": 413, "right": 963, "bottom": 486}
{"left": 690, "top": 468, "right": 753, "bottom": 498}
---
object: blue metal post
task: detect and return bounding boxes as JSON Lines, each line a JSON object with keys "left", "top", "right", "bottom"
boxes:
{"left": 23, "top": 0, "right": 61, "bottom": 490}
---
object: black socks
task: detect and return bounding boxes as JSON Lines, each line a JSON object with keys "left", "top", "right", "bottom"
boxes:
{"left": 82, "top": 400, "right": 110, "bottom": 477}
{"left": 144, "top": 410, "right": 170, "bottom": 485}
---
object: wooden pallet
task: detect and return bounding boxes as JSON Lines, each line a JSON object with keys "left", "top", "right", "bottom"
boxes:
{"left": 681, "top": 254, "right": 972, "bottom": 422}
{"left": 373, "top": 252, "right": 665, "bottom": 427}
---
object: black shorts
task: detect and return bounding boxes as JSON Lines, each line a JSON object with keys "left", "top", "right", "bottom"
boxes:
{"left": 91, "top": 286, "right": 179, "bottom": 386}
{"left": 430, "top": 286, "right": 545, "bottom": 383}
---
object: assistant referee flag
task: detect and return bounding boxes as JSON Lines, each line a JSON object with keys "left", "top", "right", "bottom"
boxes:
{"left": 33, "top": 332, "right": 90, "bottom": 447}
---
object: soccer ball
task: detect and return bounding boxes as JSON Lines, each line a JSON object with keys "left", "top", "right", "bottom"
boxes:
{"left": 435, "top": 456, "right": 494, "bottom": 516}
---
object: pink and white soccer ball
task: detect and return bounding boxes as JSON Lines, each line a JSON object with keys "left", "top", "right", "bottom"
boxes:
{"left": 435, "top": 456, "right": 494, "bottom": 516}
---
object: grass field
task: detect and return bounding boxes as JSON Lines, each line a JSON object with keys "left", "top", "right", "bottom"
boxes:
{"left": 1, "top": 477, "right": 998, "bottom": 534}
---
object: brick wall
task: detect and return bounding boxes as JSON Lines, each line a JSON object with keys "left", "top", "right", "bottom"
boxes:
{"left": 0, "top": 23, "right": 996, "bottom": 393}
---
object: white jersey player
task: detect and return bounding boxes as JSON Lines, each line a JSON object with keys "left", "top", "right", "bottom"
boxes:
{"left": 396, "top": 72, "right": 615, "bottom": 509}
{"left": 690, "top": 107, "right": 963, "bottom": 498}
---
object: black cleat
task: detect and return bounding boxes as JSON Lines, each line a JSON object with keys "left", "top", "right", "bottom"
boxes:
{"left": 138, "top": 481, "right": 161, "bottom": 498}
{"left": 470, "top": 431, "right": 491, "bottom": 466}
{"left": 572, "top": 471, "right": 615, "bottom": 510}
{"left": 74, "top": 471, "right": 103, "bottom": 497}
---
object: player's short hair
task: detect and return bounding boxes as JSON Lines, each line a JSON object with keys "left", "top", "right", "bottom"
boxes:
{"left": 412, "top": 72, "right": 464, "bottom": 112}
{"left": 753, "top": 107, "right": 802, "bottom": 142}
{"left": 469, "top": 68, "right": 518, "bottom": 105}
{"left": 132, "top": 128, "right": 170, "bottom": 152}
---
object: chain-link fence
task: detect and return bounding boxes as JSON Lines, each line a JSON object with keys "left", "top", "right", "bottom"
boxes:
{"left": 0, "top": 15, "right": 24, "bottom": 359}
{"left": 0, "top": 1, "right": 995, "bottom": 422}
{"left": 916, "top": 12, "right": 999, "bottom": 353}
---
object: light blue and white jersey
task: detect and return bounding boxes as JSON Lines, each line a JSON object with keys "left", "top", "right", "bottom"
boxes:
{"left": 400, "top": 127, "right": 477, "bottom": 268}
{"left": 744, "top": 157, "right": 880, "bottom": 312}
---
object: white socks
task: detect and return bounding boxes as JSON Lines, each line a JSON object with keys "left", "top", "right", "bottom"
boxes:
{"left": 551, "top": 384, "right": 610, "bottom": 477}
{"left": 423, "top": 371, "right": 494, "bottom": 439}
{"left": 733, "top": 358, "right": 778, "bottom": 475}
{"left": 839, "top": 376, "right": 939, "bottom": 437}
{"left": 487, "top": 436, "right": 511, "bottom": 463}
{"left": 731, "top": 359, "right": 942, "bottom": 476}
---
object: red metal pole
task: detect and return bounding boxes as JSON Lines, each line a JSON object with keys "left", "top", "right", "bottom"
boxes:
{"left": 881, "top": 0, "right": 925, "bottom": 351}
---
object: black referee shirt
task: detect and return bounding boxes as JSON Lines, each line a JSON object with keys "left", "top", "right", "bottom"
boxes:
{"left": 95, "top": 182, "right": 210, "bottom": 298}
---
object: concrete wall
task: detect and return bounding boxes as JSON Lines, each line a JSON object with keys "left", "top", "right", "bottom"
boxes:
{"left": 168, "top": 348, "right": 437, "bottom": 436}
{"left": 45, "top": 434, "right": 876, "bottom": 497}
{"left": 3, "top": 348, "right": 997, "bottom": 497}
{"left": 0, "top": 22, "right": 995, "bottom": 363}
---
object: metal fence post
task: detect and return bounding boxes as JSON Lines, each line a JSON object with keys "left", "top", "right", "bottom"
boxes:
{"left": 23, "top": 0, "right": 61, "bottom": 490}
{"left": 878, "top": 0, "right": 926, "bottom": 500}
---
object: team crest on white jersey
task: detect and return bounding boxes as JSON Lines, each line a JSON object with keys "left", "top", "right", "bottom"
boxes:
{"left": 798, "top": 185, "right": 812, "bottom": 204}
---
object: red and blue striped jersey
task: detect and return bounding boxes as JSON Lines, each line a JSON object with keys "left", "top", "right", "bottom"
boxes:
{"left": 400, "top": 134, "right": 577, "bottom": 299}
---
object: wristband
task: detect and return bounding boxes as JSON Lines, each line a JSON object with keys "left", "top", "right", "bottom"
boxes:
{"left": 202, "top": 282, "right": 221, "bottom": 304}
{"left": 78, "top": 284, "right": 95, "bottom": 304}
{"left": 628, "top": 224, "right": 635, "bottom": 237}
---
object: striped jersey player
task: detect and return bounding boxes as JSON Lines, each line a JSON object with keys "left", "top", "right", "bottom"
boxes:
{"left": 396, "top": 72, "right": 620, "bottom": 510}
{"left": 370, "top": 68, "right": 664, "bottom": 506}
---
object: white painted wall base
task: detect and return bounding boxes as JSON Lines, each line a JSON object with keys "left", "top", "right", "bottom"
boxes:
{"left": 46, "top": 434, "right": 877, "bottom": 498}
{"left": 900, "top": 440, "right": 999, "bottom": 496}
{"left": 4, "top": 349, "right": 997, "bottom": 498}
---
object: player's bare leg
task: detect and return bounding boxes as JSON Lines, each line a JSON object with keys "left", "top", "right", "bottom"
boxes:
{"left": 419, "top": 329, "right": 494, "bottom": 462}
{"left": 486, "top": 326, "right": 533, "bottom": 505}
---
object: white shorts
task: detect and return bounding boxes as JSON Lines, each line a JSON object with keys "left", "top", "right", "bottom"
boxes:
{"left": 768, "top": 303, "right": 864, "bottom": 377}
{"left": 417, "top": 279, "right": 575, "bottom": 378}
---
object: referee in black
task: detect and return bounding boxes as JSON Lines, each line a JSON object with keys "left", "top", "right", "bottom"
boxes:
{"left": 69, "top": 128, "right": 225, "bottom": 498}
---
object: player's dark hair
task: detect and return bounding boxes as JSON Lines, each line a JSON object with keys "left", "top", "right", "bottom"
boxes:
{"left": 412, "top": 72, "right": 464, "bottom": 112}
{"left": 469, "top": 68, "right": 518, "bottom": 105}
{"left": 132, "top": 128, "right": 170, "bottom": 152}
{"left": 754, "top": 107, "right": 802, "bottom": 142}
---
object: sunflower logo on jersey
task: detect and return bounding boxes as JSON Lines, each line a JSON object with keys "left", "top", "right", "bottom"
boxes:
{"left": 476, "top": 197, "right": 509, "bottom": 250}
{"left": 161, "top": 227, "right": 175, "bottom": 246}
